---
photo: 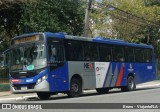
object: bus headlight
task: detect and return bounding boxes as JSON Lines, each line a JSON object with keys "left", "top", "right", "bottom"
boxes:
{"left": 42, "top": 75, "right": 47, "bottom": 80}
{"left": 36, "top": 75, "right": 47, "bottom": 85}
{"left": 37, "top": 78, "right": 42, "bottom": 85}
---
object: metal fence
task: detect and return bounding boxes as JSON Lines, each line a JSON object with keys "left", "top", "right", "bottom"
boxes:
{"left": 0, "top": 67, "right": 9, "bottom": 84}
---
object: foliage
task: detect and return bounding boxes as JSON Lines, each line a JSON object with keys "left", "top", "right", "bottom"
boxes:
{"left": 0, "top": 0, "right": 85, "bottom": 53}
{"left": 19, "top": 0, "right": 85, "bottom": 35}
{"left": 144, "top": 0, "right": 160, "bottom": 6}
{"left": 0, "top": 1, "right": 24, "bottom": 53}
{"left": 90, "top": 0, "right": 160, "bottom": 57}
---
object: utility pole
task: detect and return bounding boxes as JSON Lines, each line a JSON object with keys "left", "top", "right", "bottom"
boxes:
{"left": 83, "top": 0, "right": 92, "bottom": 37}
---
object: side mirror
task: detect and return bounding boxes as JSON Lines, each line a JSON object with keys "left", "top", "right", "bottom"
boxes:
{"left": 51, "top": 48, "right": 57, "bottom": 56}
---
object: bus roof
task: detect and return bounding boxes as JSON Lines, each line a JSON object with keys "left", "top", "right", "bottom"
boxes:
{"left": 12, "top": 32, "right": 153, "bottom": 49}
{"left": 92, "top": 37, "right": 153, "bottom": 48}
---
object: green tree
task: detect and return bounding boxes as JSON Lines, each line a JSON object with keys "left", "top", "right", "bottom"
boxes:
{"left": 89, "top": 0, "right": 160, "bottom": 71}
{"left": 18, "top": 0, "right": 85, "bottom": 35}
{"left": 0, "top": 1, "right": 25, "bottom": 52}
{"left": 91, "top": 0, "right": 160, "bottom": 51}
{"left": 144, "top": 0, "right": 160, "bottom": 6}
{"left": 0, "top": 0, "right": 85, "bottom": 52}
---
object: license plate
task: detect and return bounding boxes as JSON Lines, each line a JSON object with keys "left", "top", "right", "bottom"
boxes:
{"left": 21, "top": 86, "right": 27, "bottom": 90}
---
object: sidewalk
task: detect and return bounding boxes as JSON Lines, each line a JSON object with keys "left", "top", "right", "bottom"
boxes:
{"left": 136, "top": 80, "right": 160, "bottom": 88}
{"left": 0, "top": 80, "right": 160, "bottom": 102}
{"left": 0, "top": 92, "right": 37, "bottom": 102}
{"left": 0, "top": 91, "right": 36, "bottom": 99}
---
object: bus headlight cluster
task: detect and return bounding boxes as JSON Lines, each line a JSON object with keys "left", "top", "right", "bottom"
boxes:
{"left": 36, "top": 75, "right": 47, "bottom": 85}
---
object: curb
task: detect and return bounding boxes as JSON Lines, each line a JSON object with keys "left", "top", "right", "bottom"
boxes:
{"left": 0, "top": 95, "right": 37, "bottom": 102}
{"left": 136, "top": 83, "right": 160, "bottom": 89}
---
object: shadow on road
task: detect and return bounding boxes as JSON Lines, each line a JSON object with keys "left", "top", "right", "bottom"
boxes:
{"left": 26, "top": 87, "right": 160, "bottom": 101}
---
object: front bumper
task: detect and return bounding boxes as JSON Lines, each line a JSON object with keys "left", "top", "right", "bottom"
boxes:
{"left": 10, "top": 80, "right": 50, "bottom": 93}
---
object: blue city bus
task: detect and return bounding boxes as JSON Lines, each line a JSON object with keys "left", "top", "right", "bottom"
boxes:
{"left": 9, "top": 32, "right": 156, "bottom": 100}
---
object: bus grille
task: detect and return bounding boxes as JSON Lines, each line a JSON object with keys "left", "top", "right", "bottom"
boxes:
{"left": 10, "top": 69, "right": 44, "bottom": 78}
{"left": 13, "top": 83, "right": 36, "bottom": 90}
{"left": 10, "top": 72, "right": 36, "bottom": 78}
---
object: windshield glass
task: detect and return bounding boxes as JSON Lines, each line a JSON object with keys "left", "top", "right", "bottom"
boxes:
{"left": 10, "top": 43, "right": 46, "bottom": 71}
{"left": 10, "top": 47, "right": 23, "bottom": 70}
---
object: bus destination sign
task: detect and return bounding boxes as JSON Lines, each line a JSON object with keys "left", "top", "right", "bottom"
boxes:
{"left": 14, "top": 35, "right": 40, "bottom": 44}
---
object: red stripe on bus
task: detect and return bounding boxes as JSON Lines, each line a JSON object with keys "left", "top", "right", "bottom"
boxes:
{"left": 116, "top": 65, "right": 124, "bottom": 86}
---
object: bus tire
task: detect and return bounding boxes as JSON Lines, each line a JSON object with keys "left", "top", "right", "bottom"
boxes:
{"left": 96, "top": 88, "right": 109, "bottom": 94}
{"left": 121, "top": 76, "right": 136, "bottom": 92}
{"left": 67, "top": 78, "right": 82, "bottom": 98}
{"left": 37, "top": 92, "right": 51, "bottom": 100}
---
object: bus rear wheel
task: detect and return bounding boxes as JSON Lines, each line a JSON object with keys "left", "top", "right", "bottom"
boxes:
{"left": 96, "top": 88, "right": 109, "bottom": 94}
{"left": 121, "top": 76, "right": 136, "bottom": 92}
{"left": 37, "top": 92, "right": 51, "bottom": 100}
{"left": 67, "top": 78, "right": 82, "bottom": 98}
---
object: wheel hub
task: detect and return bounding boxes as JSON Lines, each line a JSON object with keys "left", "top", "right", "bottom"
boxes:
{"left": 72, "top": 84, "right": 78, "bottom": 92}
{"left": 129, "top": 80, "right": 134, "bottom": 89}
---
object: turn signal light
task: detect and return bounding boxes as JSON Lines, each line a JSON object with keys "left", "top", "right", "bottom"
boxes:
{"left": 11, "top": 79, "right": 21, "bottom": 83}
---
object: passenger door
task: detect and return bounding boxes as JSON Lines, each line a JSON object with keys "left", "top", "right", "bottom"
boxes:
{"left": 47, "top": 38, "right": 68, "bottom": 92}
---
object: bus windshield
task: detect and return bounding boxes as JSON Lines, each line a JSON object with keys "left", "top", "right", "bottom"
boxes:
{"left": 10, "top": 43, "right": 46, "bottom": 71}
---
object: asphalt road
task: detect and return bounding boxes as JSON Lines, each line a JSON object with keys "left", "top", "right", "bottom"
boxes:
{"left": 18, "top": 87, "right": 160, "bottom": 103}
{"left": 1, "top": 87, "right": 160, "bottom": 112}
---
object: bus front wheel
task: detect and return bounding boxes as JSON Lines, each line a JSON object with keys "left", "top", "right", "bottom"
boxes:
{"left": 121, "top": 76, "right": 136, "bottom": 92}
{"left": 67, "top": 78, "right": 82, "bottom": 98}
{"left": 37, "top": 92, "right": 51, "bottom": 100}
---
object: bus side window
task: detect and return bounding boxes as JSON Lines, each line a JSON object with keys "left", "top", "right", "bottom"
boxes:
{"left": 99, "top": 45, "right": 112, "bottom": 62}
{"left": 125, "top": 47, "right": 135, "bottom": 62}
{"left": 84, "top": 43, "right": 99, "bottom": 61}
{"left": 144, "top": 49, "right": 152, "bottom": 63}
{"left": 112, "top": 46, "right": 124, "bottom": 62}
{"left": 135, "top": 48, "right": 144, "bottom": 62}
{"left": 48, "top": 38, "right": 65, "bottom": 63}
{"left": 48, "top": 45, "right": 56, "bottom": 63}
{"left": 65, "top": 40, "right": 84, "bottom": 61}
